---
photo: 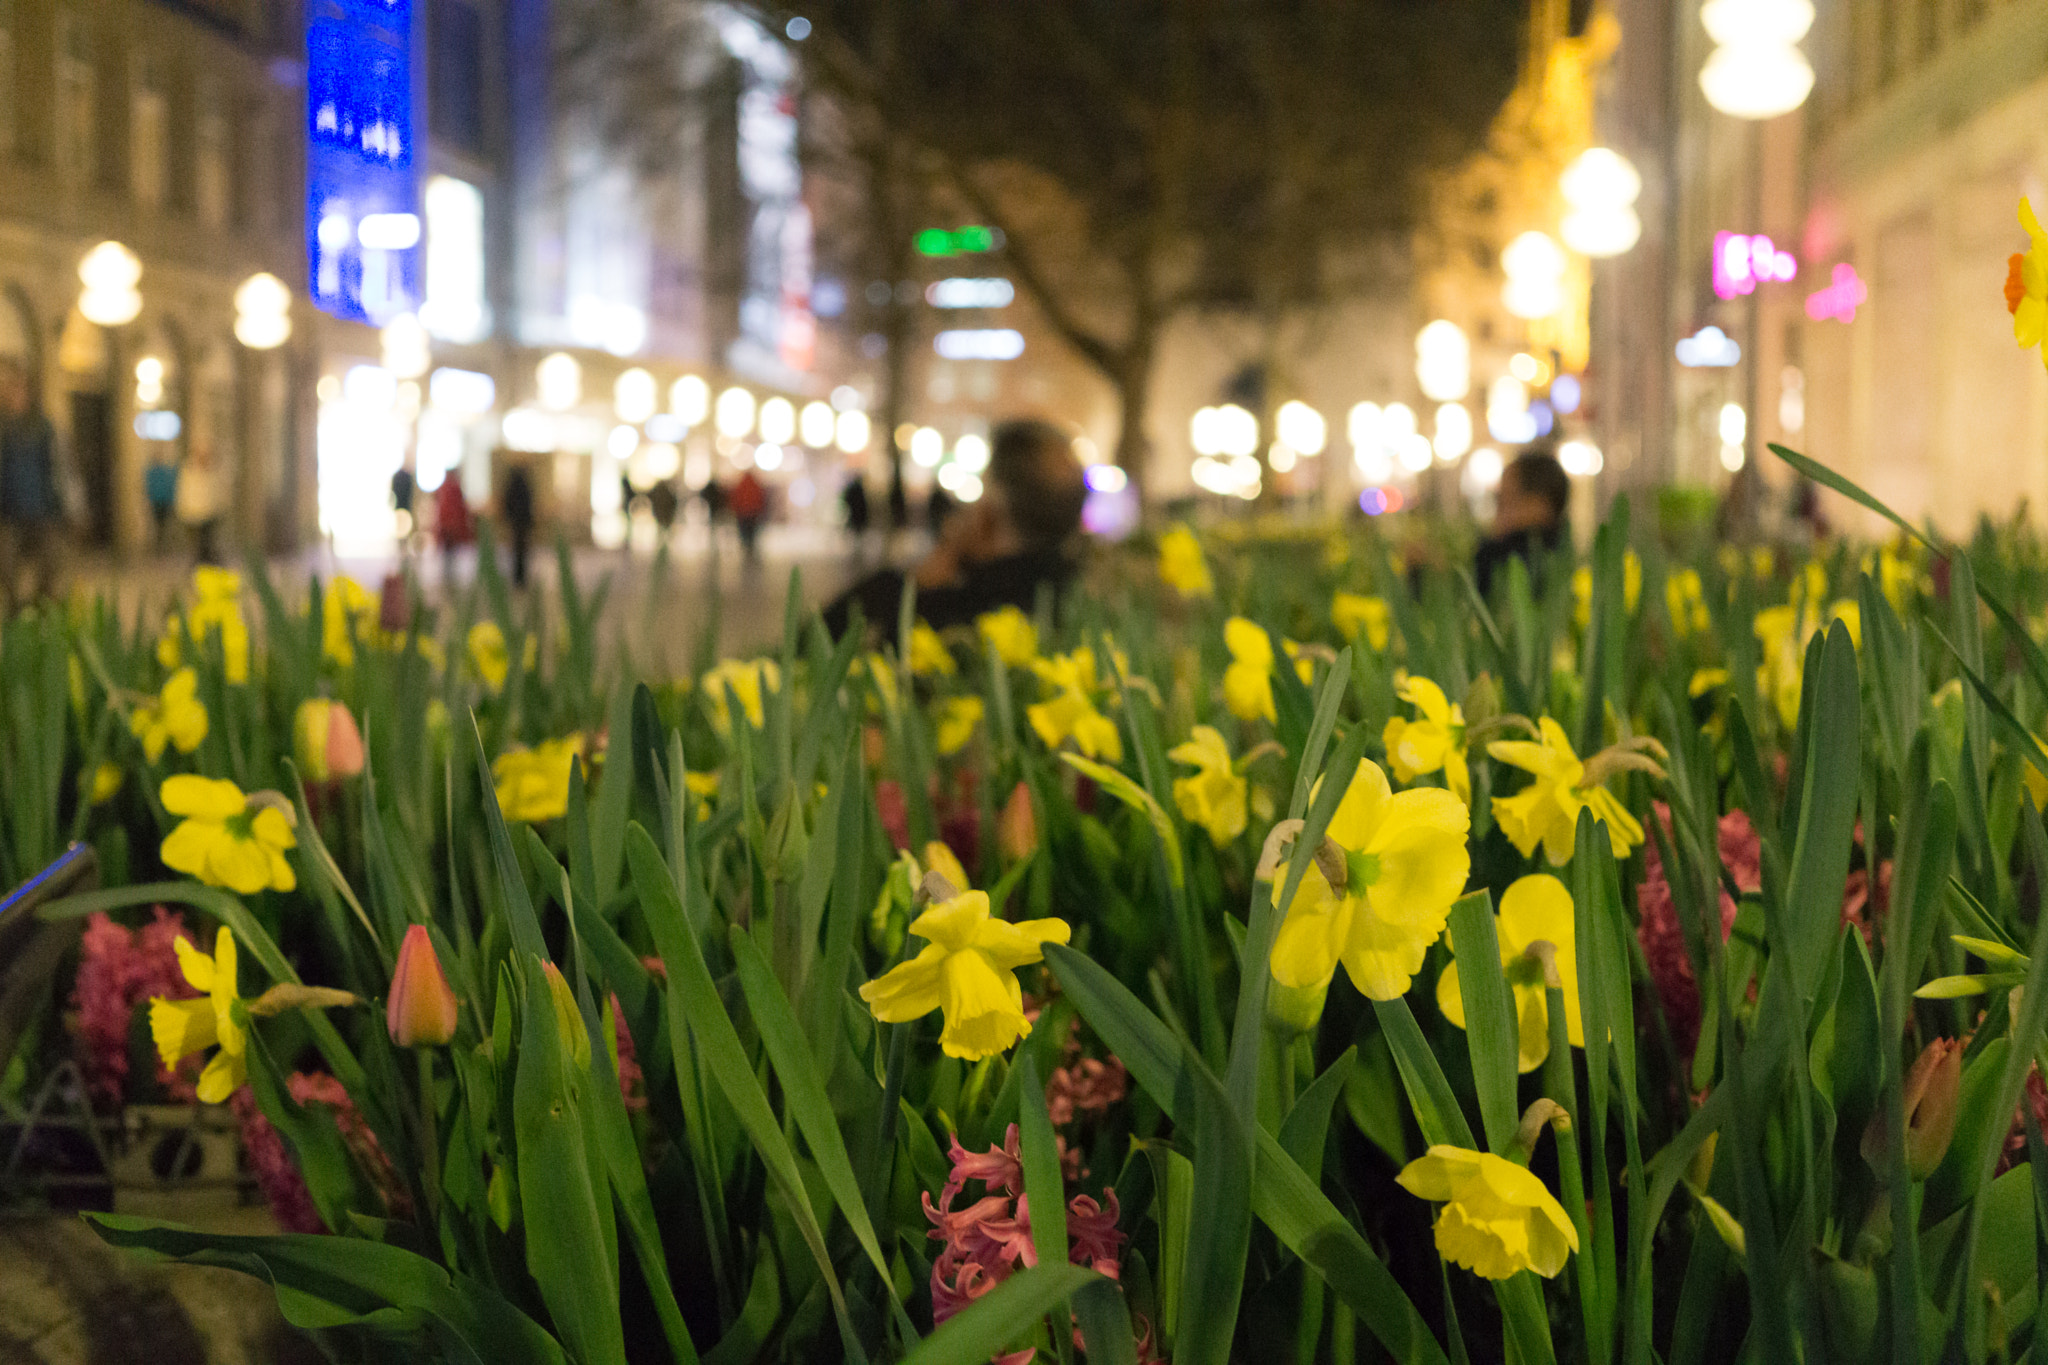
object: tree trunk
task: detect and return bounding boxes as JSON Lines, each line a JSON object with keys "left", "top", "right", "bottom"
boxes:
{"left": 1112, "top": 335, "right": 1156, "bottom": 498}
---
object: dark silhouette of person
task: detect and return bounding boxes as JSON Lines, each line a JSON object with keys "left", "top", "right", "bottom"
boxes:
{"left": 0, "top": 358, "right": 62, "bottom": 607}
{"left": 502, "top": 462, "right": 537, "bottom": 589}
{"left": 1474, "top": 446, "right": 1570, "bottom": 600}
{"left": 732, "top": 468, "right": 768, "bottom": 560}
{"left": 823, "top": 418, "right": 1088, "bottom": 646}
{"left": 843, "top": 474, "right": 871, "bottom": 541}
{"left": 435, "top": 474, "right": 474, "bottom": 589}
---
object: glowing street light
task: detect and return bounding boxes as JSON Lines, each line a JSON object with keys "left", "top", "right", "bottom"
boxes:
{"left": 77, "top": 241, "right": 142, "bottom": 326}
{"left": 1433, "top": 403, "right": 1473, "bottom": 463}
{"left": 233, "top": 273, "right": 293, "bottom": 349}
{"left": 537, "top": 353, "right": 582, "bottom": 411}
{"left": 1559, "top": 148, "right": 1643, "bottom": 257}
{"left": 1415, "top": 321, "right": 1471, "bottom": 401}
{"left": 1501, "top": 232, "right": 1566, "bottom": 320}
{"left": 614, "top": 367, "right": 658, "bottom": 424}
{"left": 834, "top": 409, "right": 871, "bottom": 454}
{"left": 758, "top": 396, "right": 797, "bottom": 446}
{"left": 714, "top": 386, "right": 756, "bottom": 438}
{"left": 1274, "top": 400, "right": 1326, "bottom": 457}
{"left": 1698, "top": 0, "right": 1813, "bottom": 119}
{"left": 799, "top": 401, "right": 835, "bottom": 448}
{"left": 670, "top": 374, "right": 710, "bottom": 425}
{"left": 380, "top": 313, "right": 431, "bottom": 379}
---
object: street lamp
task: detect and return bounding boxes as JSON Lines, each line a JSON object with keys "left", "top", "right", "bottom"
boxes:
{"left": 233, "top": 273, "right": 293, "bottom": 349}
{"left": 1501, "top": 232, "right": 1566, "bottom": 320}
{"left": 537, "top": 352, "right": 582, "bottom": 411}
{"left": 1415, "top": 321, "right": 1471, "bottom": 401}
{"left": 1698, "top": 0, "right": 1813, "bottom": 120}
{"left": 78, "top": 241, "right": 143, "bottom": 326}
{"left": 1560, "top": 149, "right": 1643, "bottom": 257}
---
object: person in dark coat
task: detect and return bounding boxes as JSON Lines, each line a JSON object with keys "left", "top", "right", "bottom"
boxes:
{"left": 731, "top": 469, "right": 768, "bottom": 561}
{"left": 502, "top": 462, "right": 537, "bottom": 589}
{"left": 1473, "top": 446, "right": 1570, "bottom": 600}
{"left": 823, "top": 418, "right": 1088, "bottom": 646}
{"left": 0, "top": 358, "right": 62, "bottom": 608}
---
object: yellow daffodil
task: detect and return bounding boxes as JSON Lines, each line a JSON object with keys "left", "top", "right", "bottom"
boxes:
{"left": 1270, "top": 759, "right": 1471, "bottom": 1000}
{"left": 1397, "top": 1146, "right": 1579, "bottom": 1280}
{"left": 909, "top": 621, "right": 957, "bottom": 676}
{"left": 160, "top": 775, "right": 297, "bottom": 895}
{"left": 469, "top": 621, "right": 511, "bottom": 692}
{"left": 157, "top": 606, "right": 251, "bottom": 685}
{"left": 1572, "top": 551, "right": 1642, "bottom": 629}
{"left": 977, "top": 606, "right": 1039, "bottom": 667}
{"left": 131, "top": 668, "right": 209, "bottom": 762}
{"left": 1169, "top": 725, "right": 1248, "bottom": 846}
{"left": 857, "top": 889, "right": 1070, "bottom": 1059}
{"left": 1027, "top": 680, "right": 1121, "bottom": 762}
{"left": 149, "top": 926, "right": 247, "bottom": 1103}
{"left": 1332, "top": 592, "right": 1391, "bottom": 652}
{"left": 1664, "top": 569, "right": 1710, "bottom": 639}
{"left": 82, "top": 762, "right": 122, "bottom": 805}
{"left": 491, "top": 736, "right": 585, "bottom": 822}
{"left": 2008, "top": 197, "right": 2048, "bottom": 367}
{"left": 703, "top": 658, "right": 780, "bottom": 732}
{"left": 1755, "top": 599, "right": 1861, "bottom": 728}
{"left": 1488, "top": 718, "right": 1644, "bottom": 864}
{"left": 1223, "top": 617, "right": 1279, "bottom": 723}
{"left": 862, "top": 653, "right": 901, "bottom": 714}
{"left": 322, "top": 576, "right": 379, "bottom": 668}
{"left": 934, "top": 696, "right": 985, "bottom": 756}
{"left": 1158, "top": 524, "right": 1214, "bottom": 599}
{"left": 1436, "top": 874, "right": 1582, "bottom": 1072}
{"left": 1383, "top": 675, "right": 1470, "bottom": 806}
{"left": 1688, "top": 668, "right": 1729, "bottom": 697}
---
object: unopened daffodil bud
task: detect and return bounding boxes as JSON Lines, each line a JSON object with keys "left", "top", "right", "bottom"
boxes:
{"left": 1863, "top": 1037, "right": 1962, "bottom": 1180}
{"left": 542, "top": 961, "right": 592, "bottom": 1069}
{"left": 998, "top": 781, "right": 1038, "bottom": 863}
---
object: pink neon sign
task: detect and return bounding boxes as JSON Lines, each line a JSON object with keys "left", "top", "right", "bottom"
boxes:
{"left": 1806, "top": 263, "right": 1867, "bottom": 323}
{"left": 1714, "top": 231, "right": 1798, "bottom": 300}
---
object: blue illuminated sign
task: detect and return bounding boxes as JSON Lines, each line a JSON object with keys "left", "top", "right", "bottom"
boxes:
{"left": 306, "top": 0, "right": 419, "bottom": 324}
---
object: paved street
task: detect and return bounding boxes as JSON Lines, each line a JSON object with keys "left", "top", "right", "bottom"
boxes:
{"left": 59, "top": 520, "right": 911, "bottom": 664}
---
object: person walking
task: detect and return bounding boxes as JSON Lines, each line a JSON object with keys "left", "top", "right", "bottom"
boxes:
{"left": 434, "top": 474, "right": 474, "bottom": 590}
{"left": 842, "top": 472, "right": 871, "bottom": 560}
{"left": 175, "top": 443, "right": 227, "bottom": 566}
{"left": 731, "top": 467, "right": 767, "bottom": 562}
{"left": 502, "top": 461, "right": 537, "bottom": 589}
{"left": 0, "top": 359, "right": 63, "bottom": 607}
{"left": 145, "top": 456, "right": 178, "bottom": 551}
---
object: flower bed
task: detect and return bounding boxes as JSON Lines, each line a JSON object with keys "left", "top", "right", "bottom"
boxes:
{"left": 7, "top": 432, "right": 2048, "bottom": 1362}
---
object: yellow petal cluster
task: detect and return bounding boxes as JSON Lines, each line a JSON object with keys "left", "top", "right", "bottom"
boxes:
{"left": 322, "top": 576, "right": 379, "bottom": 668}
{"left": 131, "top": 667, "right": 209, "bottom": 762}
{"left": 469, "top": 621, "right": 511, "bottom": 692}
{"left": 1332, "top": 592, "right": 1391, "bottom": 652}
{"left": 158, "top": 569, "right": 252, "bottom": 683}
{"left": 2009, "top": 197, "right": 2048, "bottom": 367}
{"left": 1571, "top": 551, "right": 1642, "bottom": 629}
{"left": 1754, "top": 599, "right": 1860, "bottom": 729}
{"left": 1664, "top": 570, "right": 1710, "bottom": 639}
{"left": 160, "top": 775, "right": 297, "bottom": 894}
{"left": 1027, "top": 647, "right": 1122, "bottom": 761}
{"left": 1223, "top": 617, "right": 1279, "bottom": 722}
{"left": 977, "top": 606, "right": 1039, "bottom": 667}
{"left": 933, "top": 696, "right": 985, "bottom": 756}
{"left": 1383, "top": 675, "right": 1470, "bottom": 806}
{"left": 1158, "top": 524, "right": 1214, "bottom": 599}
{"left": 703, "top": 658, "right": 781, "bottom": 732}
{"left": 1169, "top": 725, "right": 1248, "bottom": 847}
{"left": 1397, "top": 1146, "right": 1579, "bottom": 1280}
{"left": 148, "top": 926, "right": 248, "bottom": 1103}
{"left": 909, "top": 622, "right": 957, "bottom": 676}
{"left": 491, "top": 736, "right": 585, "bottom": 822}
{"left": 858, "top": 890, "right": 1070, "bottom": 1059}
{"left": 1437, "top": 874, "right": 1583, "bottom": 1072}
{"left": 1270, "top": 760, "right": 1470, "bottom": 1001}
{"left": 1488, "top": 718, "right": 1643, "bottom": 864}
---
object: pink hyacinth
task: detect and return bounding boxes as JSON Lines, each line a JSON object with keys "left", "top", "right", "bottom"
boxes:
{"left": 74, "top": 909, "right": 199, "bottom": 1101}
{"left": 1046, "top": 1056, "right": 1129, "bottom": 1126}
{"left": 1635, "top": 807, "right": 1755, "bottom": 1062}
{"left": 925, "top": 1123, "right": 1144, "bottom": 1361}
{"left": 231, "top": 1087, "right": 324, "bottom": 1233}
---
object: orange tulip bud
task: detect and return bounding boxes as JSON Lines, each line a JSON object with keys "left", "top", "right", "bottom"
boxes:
{"left": 998, "top": 781, "right": 1037, "bottom": 862}
{"left": 295, "top": 698, "right": 366, "bottom": 782}
{"left": 386, "top": 925, "right": 458, "bottom": 1047}
{"left": 1863, "top": 1037, "right": 1963, "bottom": 1179}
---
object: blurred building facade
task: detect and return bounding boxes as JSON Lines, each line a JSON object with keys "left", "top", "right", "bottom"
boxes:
{"left": 0, "top": 0, "right": 866, "bottom": 558}
{"left": 0, "top": 0, "right": 305, "bottom": 552}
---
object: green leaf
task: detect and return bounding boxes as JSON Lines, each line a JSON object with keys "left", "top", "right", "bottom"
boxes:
{"left": 1059, "top": 751, "right": 1182, "bottom": 890}
{"left": 1371, "top": 997, "right": 1477, "bottom": 1149}
{"left": 1445, "top": 890, "right": 1517, "bottom": 1154}
{"left": 85, "top": 1213, "right": 567, "bottom": 1361}
{"left": 1767, "top": 444, "right": 1931, "bottom": 549}
{"left": 513, "top": 953, "right": 626, "bottom": 1365}
{"left": 1047, "top": 944, "right": 1448, "bottom": 1365}
{"left": 1278, "top": 1046, "right": 1356, "bottom": 1184}
{"left": 625, "top": 822, "right": 866, "bottom": 1359}
{"left": 1176, "top": 1048, "right": 1254, "bottom": 1365}
{"left": 896, "top": 1263, "right": 1098, "bottom": 1365}
{"left": 1072, "top": 1279, "right": 1142, "bottom": 1365}
{"left": 1779, "top": 622, "right": 1861, "bottom": 1006}
{"left": 1016, "top": 1049, "right": 1071, "bottom": 1309}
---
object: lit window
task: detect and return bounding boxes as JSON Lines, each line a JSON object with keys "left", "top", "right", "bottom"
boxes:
{"left": 130, "top": 51, "right": 168, "bottom": 209}
{"left": 421, "top": 176, "right": 489, "bottom": 342}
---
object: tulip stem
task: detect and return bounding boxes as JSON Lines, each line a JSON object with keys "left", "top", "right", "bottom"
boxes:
{"left": 416, "top": 1050, "right": 441, "bottom": 1220}
{"left": 1543, "top": 978, "right": 1604, "bottom": 1365}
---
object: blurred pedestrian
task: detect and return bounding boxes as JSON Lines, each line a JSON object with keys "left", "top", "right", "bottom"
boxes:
{"left": 843, "top": 473, "right": 871, "bottom": 542}
{"left": 175, "top": 442, "right": 226, "bottom": 567}
{"left": 650, "top": 480, "right": 679, "bottom": 533}
{"left": 1473, "top": 445, "right": 1569, "bottom": 599}
{"left": 0, "top": 357, "right": 63, "bottom": 607}
{"left": 824, "top": 418, "right": 1088, "bottom": 644}
{"left": 926, "top": 483, "right": 956, "bottom": 537}
{"left": 502, "top": 461, "right": 537, "bottom": 589}
{"left": 435, "top": 474, "right": 474, "bottom": 589}
{"left": 145, "top": 455, "right": 178, "bottom": 551}
{"left": 732, "top": 468, "right": 767, "bottom": 561}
